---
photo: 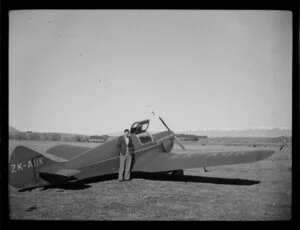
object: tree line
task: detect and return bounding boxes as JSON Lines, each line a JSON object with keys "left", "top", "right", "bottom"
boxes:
{"left": 9, "top": 132, "right": 91, "bottom": 142}
{"left": 175, "top": 134, "right": 208, "bottom": 141}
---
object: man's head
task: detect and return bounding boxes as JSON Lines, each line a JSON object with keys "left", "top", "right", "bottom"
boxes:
{"left": 124, "top": 129, "right": 129, "bottom": 137}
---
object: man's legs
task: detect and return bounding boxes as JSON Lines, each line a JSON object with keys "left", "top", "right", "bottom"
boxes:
{"left": 118, "top": 154, "right": 126, "bottom": 181}
{"left": 124, "top": 153, "right": 132, "bottom": 180}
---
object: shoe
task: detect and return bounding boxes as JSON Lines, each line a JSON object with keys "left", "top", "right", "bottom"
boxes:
{"left": 124, "top": 179, "right": 131, "bottom": 181}
{"left": 118, "top": 180, "right": 124, "bottom": 182}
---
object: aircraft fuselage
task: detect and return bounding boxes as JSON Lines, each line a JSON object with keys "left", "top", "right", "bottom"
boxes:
{"left": 39, "top": 130, "right": 175, "bottom": 183}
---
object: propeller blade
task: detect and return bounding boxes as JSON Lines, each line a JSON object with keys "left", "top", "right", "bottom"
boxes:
{"left": 174, "top": 136, "right": 186, "bottom": 150}
{"left": 158, "top": 116, "right": 186, "bottom": 150}
{"left": 158, "top": 116, "right": 171, "bottom": 131}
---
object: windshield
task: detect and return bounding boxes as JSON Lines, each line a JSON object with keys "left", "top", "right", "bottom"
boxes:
{"left": 130, "top": 120, "right": 150, "bottom": 134}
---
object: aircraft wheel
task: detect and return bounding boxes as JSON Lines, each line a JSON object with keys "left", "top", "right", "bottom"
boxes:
{"left": 171, "top": 170, "right": 184, "bottom": 177}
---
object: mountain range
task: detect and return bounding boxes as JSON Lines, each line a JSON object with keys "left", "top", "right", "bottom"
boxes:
{"left": 176, "top": 128, "right": 292, "bottom": 137}
{"left": 9, "top": 126, "right": 21, "bottom": 134}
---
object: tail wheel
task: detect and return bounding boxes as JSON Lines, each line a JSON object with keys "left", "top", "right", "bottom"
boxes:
{"left": 171, "top": 169, "right": 184, "bottom": 177}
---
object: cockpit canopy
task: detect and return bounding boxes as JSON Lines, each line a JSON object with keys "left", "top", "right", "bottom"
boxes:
{"left": 130, "top": 119, "right": 150, "bottom": 134}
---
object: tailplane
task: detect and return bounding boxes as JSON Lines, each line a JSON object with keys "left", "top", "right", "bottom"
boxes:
{"left": 9, "top": 146, "right": 57, "bottom": 190}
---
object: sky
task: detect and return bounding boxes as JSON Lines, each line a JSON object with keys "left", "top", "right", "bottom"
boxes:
{"left": 9, "top": 10, "right": 292, "bottom": 135}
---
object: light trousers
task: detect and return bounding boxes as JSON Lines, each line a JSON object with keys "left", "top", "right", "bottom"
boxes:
{"left": 118, "top": 153, "right": 132, "bottom": 180}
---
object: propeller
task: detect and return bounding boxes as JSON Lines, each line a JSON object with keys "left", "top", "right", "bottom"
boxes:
{"left": 158, "top": 116, "right": 186, "bottom": 150}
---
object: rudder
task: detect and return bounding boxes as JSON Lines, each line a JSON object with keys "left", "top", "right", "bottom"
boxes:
{"left": 9, "top": 146, "right": 56, "bottom": 190}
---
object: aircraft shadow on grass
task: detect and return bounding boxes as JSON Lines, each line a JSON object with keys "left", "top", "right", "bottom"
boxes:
{"left": 38, "top": 172, "right": 260, "bottom": 191}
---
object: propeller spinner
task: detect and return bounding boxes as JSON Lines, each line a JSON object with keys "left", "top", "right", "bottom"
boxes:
{"left": 158, "top": 116, "right": 186, "bottom": 150}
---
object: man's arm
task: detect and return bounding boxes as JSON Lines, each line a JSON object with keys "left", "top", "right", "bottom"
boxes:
{"left": 129, "top": 137, "right": 135, "bottom": 154}
{"left": 116, "top": 137, "right": 121, "bottom": 153}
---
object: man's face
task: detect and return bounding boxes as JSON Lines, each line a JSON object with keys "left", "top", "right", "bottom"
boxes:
{"left": 124, "top": 131, "right": 129, "bottom": 137}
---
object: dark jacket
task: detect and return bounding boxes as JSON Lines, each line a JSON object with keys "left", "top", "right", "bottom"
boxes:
{"left": 116, "top": 135, "right": 134, "bottom": 155}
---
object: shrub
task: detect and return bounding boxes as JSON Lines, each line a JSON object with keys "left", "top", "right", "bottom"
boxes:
{"left": 75, "top": 135, "right": 83, "bottom": 142}
{"left": 52, "top": 133, "right": 61, "bottom": 141}
{"left": 29, "top": 133, "right": 40, "bottom": 141}
{"left": 15, "top": 132, "right": 28, "bottom": 140}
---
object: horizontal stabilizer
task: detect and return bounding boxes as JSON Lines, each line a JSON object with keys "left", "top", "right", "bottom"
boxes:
{"left": 39, "top": 172, "right": 75, "bottom": 183}
{"left": 39, "top": 169, "right": 81, "bottom": 183}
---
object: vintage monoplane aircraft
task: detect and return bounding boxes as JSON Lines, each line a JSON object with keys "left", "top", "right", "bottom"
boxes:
{"left": 9, "top": 118, "right": 276, "bottom": 191}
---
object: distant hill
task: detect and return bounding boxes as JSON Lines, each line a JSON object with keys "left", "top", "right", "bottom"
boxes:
{"left": 9, "top": 126, "right": 21, "bottom": 134}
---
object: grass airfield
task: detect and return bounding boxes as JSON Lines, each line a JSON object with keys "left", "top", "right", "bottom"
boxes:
{"left": 8, "top": 138, "right": 291, "bottom": 220}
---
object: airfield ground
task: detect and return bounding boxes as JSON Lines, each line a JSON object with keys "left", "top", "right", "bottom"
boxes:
{"left": 8, "top": 138, "right": 291, "bottom": 220}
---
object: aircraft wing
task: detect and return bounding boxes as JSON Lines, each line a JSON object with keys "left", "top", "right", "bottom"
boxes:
{"left": 132, "top": 146, "right": 275, "bottom": 172}
{"left": 46, "top": 145, "right": 92, "bottom": 161}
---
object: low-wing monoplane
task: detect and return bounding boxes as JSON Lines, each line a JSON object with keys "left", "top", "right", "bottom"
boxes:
{"left": 9, "top": 118, "right": 275, "bottom": 191}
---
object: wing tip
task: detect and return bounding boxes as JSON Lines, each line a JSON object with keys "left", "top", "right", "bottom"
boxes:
{"left": 262, "top": 149, "right": 276, "bottom": 160}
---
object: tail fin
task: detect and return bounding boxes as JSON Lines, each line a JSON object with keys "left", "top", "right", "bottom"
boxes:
{"left": 9, "top": 146, "right": 57, "bottom": 190}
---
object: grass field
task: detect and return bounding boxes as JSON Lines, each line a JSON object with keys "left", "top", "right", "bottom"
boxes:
{"left": 8, "top": 138, "right": 291, "bottom": 220}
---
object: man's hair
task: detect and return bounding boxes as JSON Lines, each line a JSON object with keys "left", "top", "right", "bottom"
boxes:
{"left": 124, "top": 129, "right": 129, "bottom": 133}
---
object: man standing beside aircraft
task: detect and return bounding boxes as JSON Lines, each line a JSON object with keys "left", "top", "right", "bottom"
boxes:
{"left": 116, "top": 129, "right": 134, "bottom": 181}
